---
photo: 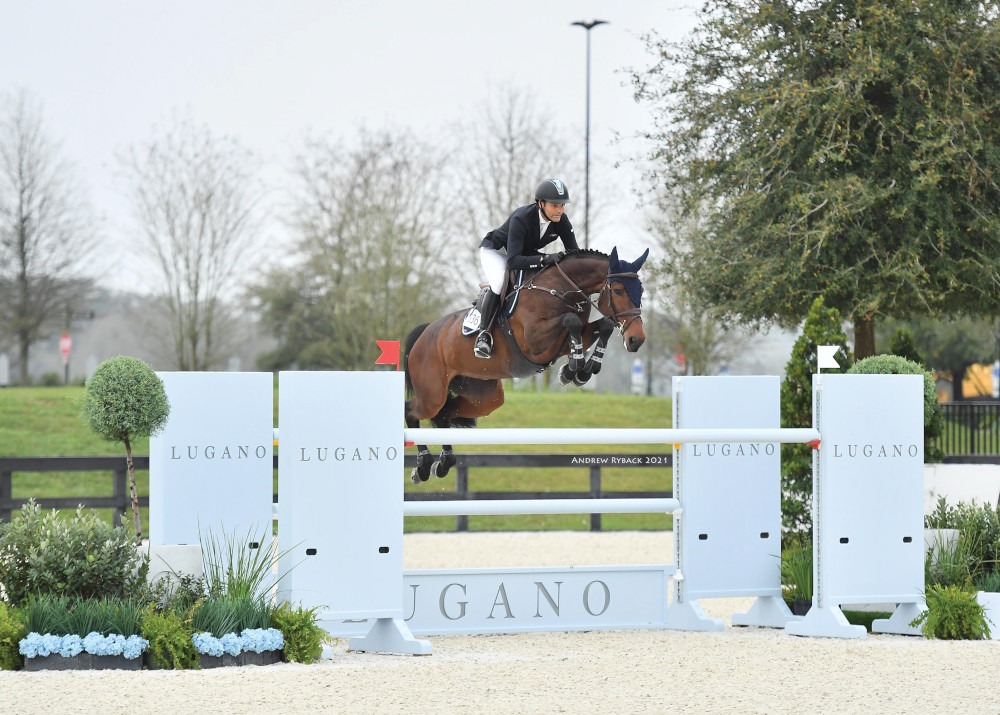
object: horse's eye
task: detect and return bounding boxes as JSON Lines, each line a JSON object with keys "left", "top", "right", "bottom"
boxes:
{"left": 613, "top": 287, "right": 624, "bottom": 296}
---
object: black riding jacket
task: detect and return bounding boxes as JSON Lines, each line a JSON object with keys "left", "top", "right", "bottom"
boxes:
{"left": 479, "top": 203, "right": 579, "bottom": 272}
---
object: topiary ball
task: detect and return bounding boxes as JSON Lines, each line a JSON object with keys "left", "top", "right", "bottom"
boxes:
{"left": 81, "top": 356, "right": 170, "bottom": 443}
{"left": 846, "top": 354, "right": 937, "bottom": 428}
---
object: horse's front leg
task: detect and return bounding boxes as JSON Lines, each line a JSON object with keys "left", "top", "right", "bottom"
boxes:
{"left": 582, "top": 317, "right": 615, "bottom": 377}
{"left": 558, "top": 313, "right": 586, "bottom": 386}
{"left": 561, "top": 317, "right": 614, "bottom": 387}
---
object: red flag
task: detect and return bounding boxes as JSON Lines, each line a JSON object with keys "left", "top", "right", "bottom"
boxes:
{"left": 375, "top": 340, "right": 401, "bottom": 370}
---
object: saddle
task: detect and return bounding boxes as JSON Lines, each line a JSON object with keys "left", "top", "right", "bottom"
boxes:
{"left": 460, "top": 270, "right": 557, "bottom": 377}
{"left": 460, "top": 270, "right": 526, "bottom": 337}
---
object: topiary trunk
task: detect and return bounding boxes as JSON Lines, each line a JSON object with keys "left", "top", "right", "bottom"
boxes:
{"left": 124, "top": 436, "right": 142, "bottom": 542}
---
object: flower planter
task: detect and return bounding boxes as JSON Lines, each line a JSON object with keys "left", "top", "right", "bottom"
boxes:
{"left": 791, "top": 599, "right": 812, "bottom": 616}
{"left": 24, "top": 652, "right": 143, "bottom": 671}
{"left": 198, "top": 649, "right": 283, "bottom": 668}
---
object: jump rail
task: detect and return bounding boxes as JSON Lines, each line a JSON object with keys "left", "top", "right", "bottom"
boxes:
{"left": 403, "top": 427, "right": 821, "bottom": 445}
{"left": 403, "top": 497, "right": 679, "bottom": 517}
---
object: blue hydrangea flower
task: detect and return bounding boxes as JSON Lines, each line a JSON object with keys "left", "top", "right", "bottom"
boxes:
{"left": 58, "top": 634, "right": 84, "bottom": 657}
{"left": 105, "top": 634, "right": 126, "bottom": 656}
{"left": 38, "top": 633, "right": 61, "bottom": 657}
{"left": 192, "top": 632, "right": 224, "bottom": 657}
{"left": 82, "top": 631, "right": 105, "bottom": 655}
{"left": 240, "top": 628, "right": 284, "bottom": 653}
{"left": 220, "top": 632, "right": 242, "bottom": 657}
{"left": 18, "top": 632, "right": 42, "bottom": 658}
{"left": 122, "top": 635, "right": 149, "bottom": 660}
{"left": 20, "top": 631, "right": 147, "bottom": 661}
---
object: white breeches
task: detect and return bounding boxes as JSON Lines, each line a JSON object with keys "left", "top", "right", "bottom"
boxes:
{"left": 479, "top": 247, "right": 507, "bottom": 295}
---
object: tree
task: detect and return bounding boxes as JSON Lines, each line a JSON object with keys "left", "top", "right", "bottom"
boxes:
{"left": 645, "top": 195, "right": 754, "bottom": 376}
{"left": 780, "top": 296, "right": 850, "bottom": 540}
{"left": 634, "top": 0, "right": 1000, "bottom": 358}
{"left": 119, "top": 117, "right": 263, "bottom": 370}
{"left": 253, "top": 129, "right": 455, "bottom": 370}
{"left": 887, "top": 326, "right": 925, "bottom": 366}
{"left": 0, "top": 89, "right": 96, "bottom": 383}
{"left": 82, "top": 355, "right": 170, "bottom": 542}
{"left": 884, "top": 315, "right": 997, "bottom": 399}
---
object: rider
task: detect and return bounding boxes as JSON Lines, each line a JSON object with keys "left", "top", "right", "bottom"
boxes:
{"left": 472, "top": 178, "right": 579, "bottom": 358}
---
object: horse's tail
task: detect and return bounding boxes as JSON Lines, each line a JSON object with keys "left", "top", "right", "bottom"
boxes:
{"left": 403, "top": 323, "right": 430, "bottom": 398}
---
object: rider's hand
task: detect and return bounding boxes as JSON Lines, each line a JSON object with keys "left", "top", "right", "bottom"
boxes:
{"left": 541, "top": 252, "right": 563, "bottom": 267}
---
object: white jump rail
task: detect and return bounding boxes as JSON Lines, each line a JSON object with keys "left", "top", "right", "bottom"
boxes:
{"left": 403, "top": 497, "right": 679, "bottom": 517}
{"left": 272, "top": 427, "right": 821, "bottom": 444}
{"left": 403, "top": 427, "right": 820, "bottom": 445}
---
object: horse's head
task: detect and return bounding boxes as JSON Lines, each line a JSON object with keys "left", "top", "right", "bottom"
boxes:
{"left": 604, "top": 246, "right": 649, "bottom": 352}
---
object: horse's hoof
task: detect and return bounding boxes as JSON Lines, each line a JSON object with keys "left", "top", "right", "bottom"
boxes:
{"left": 558, "top": 364, "right": 575, "bottom": 386}
{"left": 431, "top": 451, "right": 456, "bottom": 479}
{"left": 410, "top": 466, "right": 431, "bottom": 483}
{"left": 585, "top": 359, "right": 603, "bottom": 376}
{"left": 573, "top": 371, "right": 592, "bottom": 387}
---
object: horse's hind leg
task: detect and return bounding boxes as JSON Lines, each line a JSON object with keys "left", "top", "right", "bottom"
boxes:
{"left": 406, "top": 413, "right": 434, "bottom": 484}
{"left": 430, "top": 446, "right": 456, "bottom": 479}
{"left": 427, "top": 380, "right": 504, "bottom": 479}
{"left": 427, "top": 415, "right": 456, "bottom": 479}
{"left": 405, "top": 332, "right": 453, "bottom": 483}
{"left": 435, "top": 379, "right": 504, "bottom": 423}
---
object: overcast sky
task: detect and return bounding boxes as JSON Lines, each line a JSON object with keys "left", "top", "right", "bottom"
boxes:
{"left": 1, "top": 1, "right": 699, "bottom": 286}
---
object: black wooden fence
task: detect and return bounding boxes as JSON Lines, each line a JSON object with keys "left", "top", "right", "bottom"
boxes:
{"left": 7, "top": 403, "right": 1000, "bottom": 530}
{"left": 0, "top": 453, "right": 674, "bottom": 531}
{"left": 935, "top": 401, "right": 1000, "bottom": 462}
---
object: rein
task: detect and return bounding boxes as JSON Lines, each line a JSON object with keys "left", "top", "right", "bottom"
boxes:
{"left": 511, "top": 261, "right": 642, "bottom": 337}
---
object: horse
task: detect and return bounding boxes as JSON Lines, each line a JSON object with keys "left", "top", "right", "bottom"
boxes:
{"left": 403, "top": 246, "right": 649, "bottom": 484}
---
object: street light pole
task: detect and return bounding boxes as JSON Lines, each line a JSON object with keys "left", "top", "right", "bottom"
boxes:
{"left": 571, "top": 19, "right": 608, "bottom": 250}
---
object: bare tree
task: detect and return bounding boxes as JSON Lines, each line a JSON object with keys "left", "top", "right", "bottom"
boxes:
{"left": 252, "top": 128, "right": 455, "bottom": 370}
{"left": 0, "top": 89, "right": 96, "bottom": 384}
{"left": 119, "top": 117, "right": 263, "bottom": 370}
{"left": 645, "top": 195, "right": 753, "bottom": 376}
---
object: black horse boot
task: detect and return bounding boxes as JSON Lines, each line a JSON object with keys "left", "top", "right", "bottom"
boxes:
{"left": 473, "top": 290, "right": 500, "bottom": 358}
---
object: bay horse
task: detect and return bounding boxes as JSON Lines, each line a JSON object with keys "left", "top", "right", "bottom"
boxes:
{"left": 404, "top": 246, "right": 649, "bottom": 484}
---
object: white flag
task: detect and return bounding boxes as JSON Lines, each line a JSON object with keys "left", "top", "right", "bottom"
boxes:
{"left": 817, "top": 345, "right": 840, "bottom": 370}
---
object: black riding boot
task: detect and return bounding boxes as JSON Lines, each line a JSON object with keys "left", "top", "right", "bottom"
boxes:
{"left": 473, "top": 290, "right": 500, "bottom": 359}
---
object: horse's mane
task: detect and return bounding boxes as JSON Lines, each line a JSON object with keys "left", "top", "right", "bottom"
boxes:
{"left": 561, "top": 248, "right": 607, "bottom": 260}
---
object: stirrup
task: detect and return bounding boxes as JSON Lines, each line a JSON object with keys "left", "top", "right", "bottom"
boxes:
{"left": 473, "top": 331, "right": 493, "bottom": 359}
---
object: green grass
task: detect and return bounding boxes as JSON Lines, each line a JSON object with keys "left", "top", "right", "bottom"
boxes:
{"left": 404, "top": 389, "right": 673, "bottom": 531}
{"left": 0, "top": 386, "right": 150, "bottom": 532}
{"left": 2, "top": 384, "right": 674, "bottom": 533}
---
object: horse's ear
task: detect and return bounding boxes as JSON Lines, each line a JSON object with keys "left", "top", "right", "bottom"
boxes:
{"left": 633, "top": 248, "right": 650, "bottom": 271}
{"left": 609, "top": 246, "right": 620, "bottom": 268}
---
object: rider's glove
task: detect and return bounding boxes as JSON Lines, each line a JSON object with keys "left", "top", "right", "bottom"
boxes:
{"left": 541, "top": 252, "right": 563, "bottom": 267}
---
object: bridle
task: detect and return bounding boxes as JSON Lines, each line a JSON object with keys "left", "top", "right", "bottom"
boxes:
{"left": 513, "top": 260, "right": 643, "bottom": 338}
{"left": 595, "top": 269, "right": 643, "bottom": 336}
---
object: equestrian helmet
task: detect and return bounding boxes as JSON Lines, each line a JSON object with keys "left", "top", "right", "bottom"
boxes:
{"left": 534, "top": 179, "right": 571, "bottom": 204}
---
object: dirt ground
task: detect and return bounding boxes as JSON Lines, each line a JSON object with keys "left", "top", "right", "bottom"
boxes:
{"left": 3, "top": 531, "right": 999, "bottom": 715}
